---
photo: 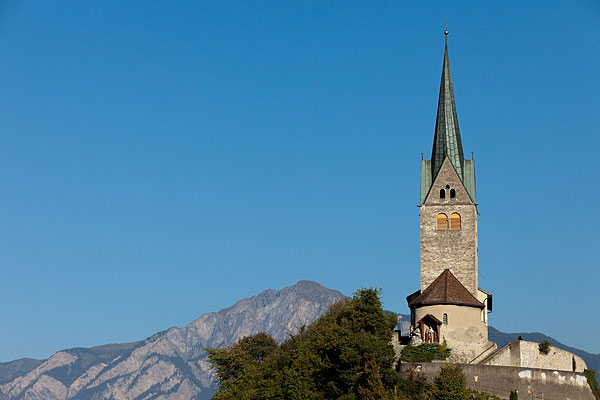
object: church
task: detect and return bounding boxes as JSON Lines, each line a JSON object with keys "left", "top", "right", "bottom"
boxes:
{"left": 404, "top": 30, "right": 495, "bottom": 363}
{"left": 397, "top": 32, "right": 589, "bottom": 381}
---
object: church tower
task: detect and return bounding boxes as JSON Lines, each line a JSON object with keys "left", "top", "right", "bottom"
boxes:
{"left": 406, "top": 32, "right": 494, "bottom": 363}
{"left": 419, "top": 31, "right": 478, "bottom": 297}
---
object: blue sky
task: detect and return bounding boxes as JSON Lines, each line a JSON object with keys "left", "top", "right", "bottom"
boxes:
{"left": 1, "top": 1, "right": 599, "bottom": 362}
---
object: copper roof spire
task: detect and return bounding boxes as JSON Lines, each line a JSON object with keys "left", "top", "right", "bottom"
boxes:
{"left": 431, "top": 30, "right": 465, "bottom": 180}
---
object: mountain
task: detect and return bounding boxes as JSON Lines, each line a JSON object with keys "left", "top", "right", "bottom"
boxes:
{"left": 0, "top": 280, "right": 345, "bottom": 400}
{"left": 0, "top": 360, "right": 43, "bottom": 386}
{"left": 1, "top": 282, "right": 598, "bottom": 399}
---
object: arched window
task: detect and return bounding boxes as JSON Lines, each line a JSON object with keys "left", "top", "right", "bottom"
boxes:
{"left": 443, "top": 313, "right": 448, "bottom": 325}
{"left": 436, "top": 213, "right": 448, "bottom": 231}
{"left": 440, "top": 189, "right": 446, "bottom": 199}
{"left": 450, "top": 189, "right": 456, "bottom": 198}
{"left": 450, "top": 213, "right": 461, "bottom": 230}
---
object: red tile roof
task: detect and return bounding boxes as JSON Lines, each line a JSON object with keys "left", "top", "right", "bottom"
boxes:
{"left": 409, "top": 269, "right": 484, "bottom": 308}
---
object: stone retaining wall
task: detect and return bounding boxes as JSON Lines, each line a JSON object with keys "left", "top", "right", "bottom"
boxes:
{"left": 482, "top": 340, "right": 587, "bottom": 373}
{"left": 399, "top": 362, "right": 594, "bottom": 400}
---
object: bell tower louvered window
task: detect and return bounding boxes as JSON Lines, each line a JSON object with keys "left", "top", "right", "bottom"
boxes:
{"left": 436, "top": 213, "right": 448, "bottom": 230}
{"left": 449, "top": 213, "right": 461, "bottom": 230}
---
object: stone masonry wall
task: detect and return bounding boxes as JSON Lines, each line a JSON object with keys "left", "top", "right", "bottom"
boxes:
{"left": 421, "top": 158, "right": 478, "bottom": 296}
{"left": 484, "top": 340, "right": 587, "bottom": 373}
{"left": 399, "top": 362, "right": 595, "bottom": 400}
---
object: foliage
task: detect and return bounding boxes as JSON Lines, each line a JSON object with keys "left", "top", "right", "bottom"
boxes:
{"left": 509, "top": 390, "right": 518, "bottom": 400}
{"left": 434, "top": 364, "right": 468, "bottom": 400}
{"left": 206, "top": 332, "right": 279, "bottom": 399}
{"left": 394, "top": 370, "right": 436, "bottom": 400}
{"left": 401, "top": 342, "right": 451, "bottom": 362}
{"left": 431, "top": 366, "right": 502, "bottom": 400}
{"left": 538, "top": 340, "right": 551, "bottom": 355}
{"left": 585, "top": 369, "right": 600, "bottom": 400}
{"left": 468, "top": 390, "right": 502, "bottom": 400}
{"left": 207, "top": 288, "right": 399, "bottom": 400}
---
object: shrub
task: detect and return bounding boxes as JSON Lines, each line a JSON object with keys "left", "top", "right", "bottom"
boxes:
{"left": 434, "top": 364, "right": 467, "bottom": 400}
{"left": 468, "top": 389, "right": 502, "bottom": 400}
{"left": 509, "top": 390, "right": 518, "bottom": 400}
{"left": 538, "top": 340, "right": 551, "bottom": 355}
{"left": 585, "top": 369, "right": 600, "bottom": 400}
{"left": 401, "top": 343, "right": 451, "bottom": 362}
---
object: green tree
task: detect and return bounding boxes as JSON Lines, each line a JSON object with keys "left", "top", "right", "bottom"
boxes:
{"left": 357, "top": 358, "right": 387, "bottom": 400}
{"left": 207, "top": 332, "right": 278, "bottom": 400}
{"left": 509, "top": 390, "right": 518, "bottom": 400}
{"left": 585, "top": 369, "right": 600, "bottom": 400}
{"left": 401, "top": 343, "right": 451, "bottom": 362}
{"left": 434, "top": 364, "right": 468, "bottom": 400}
{"left": 207, "top": 288, "right": 399, "bottom": 400}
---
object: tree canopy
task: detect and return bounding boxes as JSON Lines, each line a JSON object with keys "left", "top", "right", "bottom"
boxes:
{"left": 207, "top": 287, "right": 497, "bottom": 400}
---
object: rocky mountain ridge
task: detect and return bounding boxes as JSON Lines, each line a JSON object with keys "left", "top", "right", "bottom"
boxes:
{"left": 0, "top": 280, "right": 345, "bottom": 400}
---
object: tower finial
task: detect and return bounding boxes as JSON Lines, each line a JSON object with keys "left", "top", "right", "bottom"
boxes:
{"left": 444, "top": 18, "right": 449, "bottom": 45}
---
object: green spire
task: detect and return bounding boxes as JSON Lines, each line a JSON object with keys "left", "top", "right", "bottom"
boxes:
{"left": 431, "top": 33, "right": 464, "bottom": 180}
{"left": 420, "top": 32, "right": 476, "bottom": 205}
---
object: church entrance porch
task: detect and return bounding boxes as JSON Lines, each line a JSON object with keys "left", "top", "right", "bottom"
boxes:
{"left": 417, "top": 314, "right": 441, "bottom": 343}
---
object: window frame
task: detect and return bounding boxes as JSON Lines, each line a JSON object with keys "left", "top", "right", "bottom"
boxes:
{"left": 449, "top": 213, "right": 461, "bottom": 231}
{"left": 436, "top": 213, "right": 449, "bottom": 231}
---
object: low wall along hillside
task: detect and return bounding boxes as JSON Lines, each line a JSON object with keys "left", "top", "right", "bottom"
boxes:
{"left": 483, "top": 340, "right": 587, "bottom": 373}
{"left": 399, "top": 362, "right": 595, "bottom": 400}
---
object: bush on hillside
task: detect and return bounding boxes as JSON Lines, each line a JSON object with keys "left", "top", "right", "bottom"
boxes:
{"left": 538, "top": 340, "right": 551, "bottom": 355}
{"left": 434, "top": 364, "right": 467, "bottom": 400}
{"left": 468, "top": 390, "right": 502, "bottom": 400}
{"left": 585, "top": 369, "right": 600, "bottom": 400}
{"left": 401, "top": 342, "right": 451, "bottom": 362}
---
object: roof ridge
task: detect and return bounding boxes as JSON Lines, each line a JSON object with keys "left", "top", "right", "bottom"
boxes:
{"left": 444, "top": 269, "right": 449, "bottom": 299}
{"left": 409, "top": 269, "right": 483, "bottom": 309}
